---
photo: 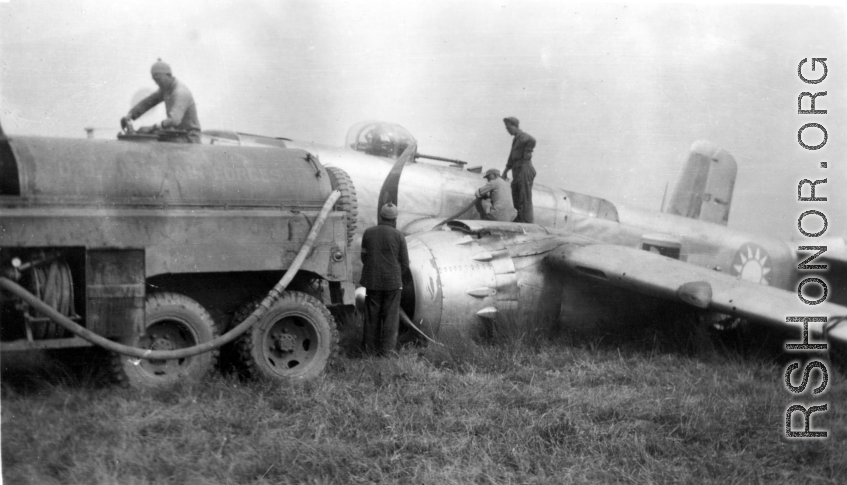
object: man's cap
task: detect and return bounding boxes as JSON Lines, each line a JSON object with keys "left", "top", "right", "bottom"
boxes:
{"left": 380, "top": 203, "right": 398, "bottom": 220}
{"left": 151, "top": 59, "right": 172, "bottom": 75}
{"left": 503, "top": 116, "right": 519, "bottom": 127}
{"left": 483, "top": 168, "right": 501, "bottom": 178}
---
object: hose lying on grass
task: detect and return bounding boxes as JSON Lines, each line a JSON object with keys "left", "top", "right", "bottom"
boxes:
{"left": 400, "top": 308, "right": 444, "bottom": 347}
{"left": 0, "top": 190, "right": 342, "bottom": 361}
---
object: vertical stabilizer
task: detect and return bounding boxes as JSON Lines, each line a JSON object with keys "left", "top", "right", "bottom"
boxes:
{"left": 665, "top": 140, "right": 737, "bottom": 225}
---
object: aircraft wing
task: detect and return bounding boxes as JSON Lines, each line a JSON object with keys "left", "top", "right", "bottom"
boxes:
{"left": 796, "top": 238, "right": 847, "bottom": 307}
{"left": 546, "top": 244, "right": 847, "bottom": 345}
{"left": 823, "top": 241, "right": 847, "bottom": 264}
{"left": 817, "top": 239, "right": 847, "bottom": 270}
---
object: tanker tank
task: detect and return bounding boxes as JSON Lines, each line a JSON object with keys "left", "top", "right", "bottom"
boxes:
{"left": 3, "top": 135, "right": 331, "bottom": 207}
{"left": 0, "top": 133, "right": 359, "bottom": 388}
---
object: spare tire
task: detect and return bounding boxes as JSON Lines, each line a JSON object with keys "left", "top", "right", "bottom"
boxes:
{"left": 325, "top": 165, "right": 358, "bottom": 247}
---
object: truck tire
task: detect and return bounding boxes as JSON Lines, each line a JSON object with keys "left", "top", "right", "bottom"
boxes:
{"left": 325, "top": 165, "right": 358, "bottom": 247}
{"left": 112, "top": 292, "right": 219, "bottom": 388}
{"left": 236, "top": 291, "right": 337, "bottom": 381}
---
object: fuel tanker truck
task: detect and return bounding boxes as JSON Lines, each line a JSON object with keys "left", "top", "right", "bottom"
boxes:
{"left": 0, "top": 127, "right": 358, "bottom": 388}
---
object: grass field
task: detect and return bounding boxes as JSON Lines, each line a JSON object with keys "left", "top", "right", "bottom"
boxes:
{"left": 2, "top": 318, "right": 846, "bottom": 484}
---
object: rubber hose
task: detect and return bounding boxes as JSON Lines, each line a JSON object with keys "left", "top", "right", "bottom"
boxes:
{"left": 433, "top": 197, "right": 479, "bottom": 228}
{"left": 0, "top": 190, "right": 342, "bottom": 361}
{"left": 28, "top": 262, "right": 73, "bottom": 339}
{"left": 399, "top": 308, "right": 444, "bottom": 347}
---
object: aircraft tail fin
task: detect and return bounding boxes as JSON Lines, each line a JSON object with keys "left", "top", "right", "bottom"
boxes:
{"left": 665, "top": 140, "right": 737, "bottom": 225}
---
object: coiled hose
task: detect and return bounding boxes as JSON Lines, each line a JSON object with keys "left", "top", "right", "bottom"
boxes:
{"left": 0, "top": 190, "right": 341, "bottom": 361}
{"left": 28, "top": 260, "right": 75, "bottom": 339}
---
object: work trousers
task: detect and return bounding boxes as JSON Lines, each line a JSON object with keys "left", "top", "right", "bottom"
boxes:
{"left": 474, "top": 199, "right": 498, "bottom": 221}
{"left": 511, "top": 165, "right": 536, "bottom": 223}
{"left": 362, "top": 288, "right": 401, "bottom": 356}
{"left": 158, "top": 129, "right": 201, "bottom": 144}
{"left": 177, "top": 130, "right": 202, "bottom": 144}
{"left": 185, "top": 130, "right": 202, "bottom": 144}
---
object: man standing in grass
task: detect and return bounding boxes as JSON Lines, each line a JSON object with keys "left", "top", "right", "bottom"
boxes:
{"left": 360, "top": 203, "right": 409, "bottom": 356}
{"left": 501, "top": 116, "right": 536, "bottom": 223}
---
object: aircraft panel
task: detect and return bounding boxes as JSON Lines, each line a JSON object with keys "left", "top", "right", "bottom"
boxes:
{"left": 398, "top": 163, "right": 445, "bottom": 218}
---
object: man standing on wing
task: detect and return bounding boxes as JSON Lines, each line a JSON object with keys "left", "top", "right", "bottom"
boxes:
{"left": 501, "top": 116, "right": 536, "bottom": 223}
{"left": 359, "top": 203, "right": 409, "bottom": 356}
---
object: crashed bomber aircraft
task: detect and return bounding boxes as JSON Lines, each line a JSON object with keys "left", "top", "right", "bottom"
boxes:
{"left": 2, "top": 119, "right": 846, "bottom": 370}
{"left": 221, "top": 121, "right": 847, "bottom": 349}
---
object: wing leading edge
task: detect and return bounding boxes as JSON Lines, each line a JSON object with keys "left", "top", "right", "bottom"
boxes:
{"left": 546, "top": 244, "right": 847, "bottom": 345}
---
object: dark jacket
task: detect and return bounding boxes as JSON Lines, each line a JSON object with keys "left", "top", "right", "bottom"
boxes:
{"left": 505, "top": 129, "right": 536, "bottom": 173}
{"left": 360, "top": 221, "right": 409, "bottom": 291}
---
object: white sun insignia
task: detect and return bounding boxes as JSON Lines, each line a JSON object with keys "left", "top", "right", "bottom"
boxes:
{"left": 731, "top": 243, "right": 772, "bottom": 285}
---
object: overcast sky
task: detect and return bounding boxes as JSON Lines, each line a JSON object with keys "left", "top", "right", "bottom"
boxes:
{"left": 1, "top": 1, "right": 844, "bottom": 238}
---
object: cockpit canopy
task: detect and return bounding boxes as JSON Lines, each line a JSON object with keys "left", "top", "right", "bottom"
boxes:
{"left": 345, "top": 121, "right": 416, "bottom": 159}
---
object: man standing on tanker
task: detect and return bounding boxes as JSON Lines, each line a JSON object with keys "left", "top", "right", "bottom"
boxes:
{"left": 501, "top": 116, "right": 536, "bottom": 223}
{"left": 120, "top": 59, "right": 201, "bottom": 143}
{"left": 359, "top": 203, "right": 410, "bottom": 356}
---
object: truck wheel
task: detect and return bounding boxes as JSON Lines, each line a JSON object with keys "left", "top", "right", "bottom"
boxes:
{"left": 237, "top": 291, "right": 337, "bottom": 381}
{"left": 325, "top": 166, "right": 358, "bottom": 247}
{"left": 112, "top": 292, "right": 218, "bottom": 388}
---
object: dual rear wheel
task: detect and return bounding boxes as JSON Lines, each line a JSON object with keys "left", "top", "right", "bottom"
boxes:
{"left": 112, "top": 292, "right": 218, "bottom": 388}
{"left": 113, "top": 291, "right": 336, "bottom": 388}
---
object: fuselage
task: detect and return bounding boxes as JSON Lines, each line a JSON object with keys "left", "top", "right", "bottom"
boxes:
{"left": 284, "top": 140, "right": 798, "bottom": 295}
{"left": 207, "top": 127, "right": 831, "bottom": 338}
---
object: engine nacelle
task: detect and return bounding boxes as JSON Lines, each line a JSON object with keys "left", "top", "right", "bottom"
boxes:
{"left": 402, "top": 222, "right": 565, "bottom": 339}
{"left": 402, "top": 221, "right": 691, "bottom": 342}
